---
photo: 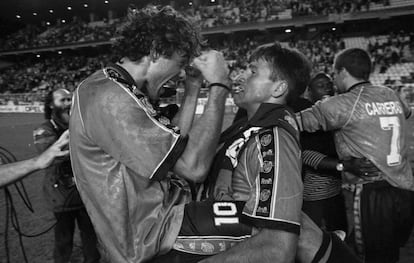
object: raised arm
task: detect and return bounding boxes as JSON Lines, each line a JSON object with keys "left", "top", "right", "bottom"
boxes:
{"left": 172, "top": 50, "right": 231, "bottom": 182}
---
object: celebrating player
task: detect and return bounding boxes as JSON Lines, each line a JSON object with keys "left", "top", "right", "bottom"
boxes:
{"left": 297, "top": 48, "right": 414, "bottom": 263}
{"left": 69, "top": 5, "right": 241, "bottom": 262}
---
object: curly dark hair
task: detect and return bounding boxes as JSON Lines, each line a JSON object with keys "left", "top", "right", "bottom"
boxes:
{"left": 113, "top": 5, "right": 204, "bottom": 63}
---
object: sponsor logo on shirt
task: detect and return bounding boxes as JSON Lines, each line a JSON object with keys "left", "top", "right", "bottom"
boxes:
{"left": 261, "top": 178, "right": 272, "bottom": 184}
{"left": 262, "top": 149, "right": 273, "bottom": 158}
{"left": 256, "top": 206, "right": 269, "bottom": 214}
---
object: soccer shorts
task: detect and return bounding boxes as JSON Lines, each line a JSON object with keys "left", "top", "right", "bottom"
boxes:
{"left": 359, "top": 181, "right": 414, "bottom": 263}
{"left": 150, "top": 200, "right": 252, "bottom": 263}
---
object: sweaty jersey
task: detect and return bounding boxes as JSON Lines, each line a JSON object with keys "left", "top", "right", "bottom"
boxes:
{"left": 297, "top": 82, "right": 413, "bottom": 190}
{"left": 69, "top": 65, "right": 191, "bottom": 262}
{"left": 212, "top": 104, "right": 303, "bottom": 234}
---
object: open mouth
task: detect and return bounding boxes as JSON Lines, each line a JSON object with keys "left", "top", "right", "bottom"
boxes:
{"left": 159, "top": 75, "right": 181, "bottom": 98}
{"left": 232, "top": 85, "right": 245, "bottom": 94}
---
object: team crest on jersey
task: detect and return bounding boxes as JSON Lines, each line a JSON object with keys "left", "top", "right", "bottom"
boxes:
{"left": 261, "top": 161, "right": 273, "bottom": 173}
{"left": 201, "top": 242, "right": 214, "bottom": 253}
{"left": 260, "top": 134, "right": 272, "bottom": 147}
{"left": 284, "top": 115, "right": 298, "bottom": 131}
{"left": 260, "top": 189, "right": 271, "bottom": 202}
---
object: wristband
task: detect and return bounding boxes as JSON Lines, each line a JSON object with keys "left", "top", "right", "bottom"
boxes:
{"left": 336, "top": 162, "right": 344, "bottom": 172}
{"left": 207, "top": 82, "right": 232, "bottom": 92}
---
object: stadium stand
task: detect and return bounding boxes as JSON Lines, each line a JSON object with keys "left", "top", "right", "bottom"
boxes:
{"left": 0, "top": 0, "right": 414, "bottom": 52}
{"left": 0, "top": 1, "right": 413, "bottom": 106}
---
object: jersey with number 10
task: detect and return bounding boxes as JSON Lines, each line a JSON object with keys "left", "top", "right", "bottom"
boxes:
{"left": 299, "top": 82, "right": 413, "bottom": 190}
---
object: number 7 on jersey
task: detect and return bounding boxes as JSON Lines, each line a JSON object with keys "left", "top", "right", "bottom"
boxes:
{"left": 379, "top": 116, "right": 401, "bottom": 166}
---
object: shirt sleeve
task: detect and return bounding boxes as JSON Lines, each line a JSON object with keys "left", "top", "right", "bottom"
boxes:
{"left": 33, "top": 125, "right": 56, "bottom": 153}
{"left": 240, "top": 128, "right": 303, "bottom": 235}
{"left": 302, "top": 150, "right": 327, "bottom": 170}
{"left": 81, "top": 81, "right": 188, "bottom": 181}
{"left": 297, "top": 94, "right": 357, "bottom": 132}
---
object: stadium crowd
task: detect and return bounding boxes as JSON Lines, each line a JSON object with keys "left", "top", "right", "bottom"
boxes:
{"left": 185, "top": 0, "right": 391, "bottom": 27}
{"left": 0, "top": 0, "right": 400, "bottom": 52}
{"left": 2, "top": 30, "right": 413, "bottom": 101}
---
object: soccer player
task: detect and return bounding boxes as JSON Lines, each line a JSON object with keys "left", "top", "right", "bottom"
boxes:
{"left": 297, "top": 48, "right": 414, "bottom": 263}
{"left": 69, "top": 6, "right": 242, "bottom": 262}
{"left": 0, "top": 130, "right": 69, "bottom": 187}
{"left": 34, "top": 89, "right": 100, "bottom": 263}
{"left": 201, "top": 43, "right": 361, "bottom": 263}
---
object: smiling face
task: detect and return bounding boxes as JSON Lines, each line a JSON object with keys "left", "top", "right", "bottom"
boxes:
{"left": 233, "top": 59, "right": 285, "bottom": 116}
{"left": 308, "top": 75, "right": 335, "bottom": 103}
{"left": 145, "top": 52, "right": 187, "bottom": 101}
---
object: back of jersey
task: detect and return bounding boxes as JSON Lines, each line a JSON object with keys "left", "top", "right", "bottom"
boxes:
{"left": 336, "top": 84, "right": 413, "bottom": 190}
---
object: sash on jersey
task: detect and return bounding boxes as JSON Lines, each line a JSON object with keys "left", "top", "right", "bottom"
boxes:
{"left": 202, "top": 103, "right": 300, "bottom": 201}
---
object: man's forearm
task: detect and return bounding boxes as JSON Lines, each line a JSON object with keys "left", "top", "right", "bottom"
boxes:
{"left": 174, "top": 86, "right": 228, "bottom": 182}
{"left": 200, "top": 228, "right": 298, "bottom": 263}
{"left": 0, "top": 158, "right": 41, "bottom": 187}
{"left": 172, "top": 79, "right": 201, "bottom": 136}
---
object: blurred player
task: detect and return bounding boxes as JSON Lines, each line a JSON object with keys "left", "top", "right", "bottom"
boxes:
{"left": 34, "top": 89, "right": 100, "bottom": 263}
{"left": 0, "top": 130, "right": 69, "bottom": 187}
{"left": 299, "top": 73, "right": 348, "bottom": 232}
{"left": 297, "top": 48, "right": 414, "bottom": 263}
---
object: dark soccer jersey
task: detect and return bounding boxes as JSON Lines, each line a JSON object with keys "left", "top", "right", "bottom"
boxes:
{"left": 232, "top": 127, "right": 303, "bottom": 233}
{"left": 298, "top": 83, "right": 413, "bottom": 190}
{"left": 69, "top": 68, "right": 190, "bottom": 262}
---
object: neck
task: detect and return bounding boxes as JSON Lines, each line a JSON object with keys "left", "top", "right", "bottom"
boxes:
{"left": 345, "top": 78, "right": 369, "bottom": 92}
{"left": 246, "top": 104, "right": 260, "bottom": 120}
{"left": 116, "top": 58, "right": 148, "bottom": 89}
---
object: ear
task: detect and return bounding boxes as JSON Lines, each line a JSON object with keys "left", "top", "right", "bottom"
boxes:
{"left": 271, "top": 80, "right": 288, "bottom": 98}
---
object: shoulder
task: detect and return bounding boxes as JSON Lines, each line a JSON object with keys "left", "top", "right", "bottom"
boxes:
{"left": 33, "top": 121, "right": 54, "bottom": 136}
{"left": 33, "top": 121, "right": 57, "bottom": 144}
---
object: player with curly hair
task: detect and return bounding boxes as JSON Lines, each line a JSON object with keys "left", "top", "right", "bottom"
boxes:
{"left": 69, "top": 5, "right": 242, "bottom": 262}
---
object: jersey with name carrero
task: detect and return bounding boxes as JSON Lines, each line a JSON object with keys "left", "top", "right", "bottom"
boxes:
{"left": 69, "top": 68, "right": 191, "bottom": 262}
{"left": 298, "top": 83, "right": 413, "bottom": 190}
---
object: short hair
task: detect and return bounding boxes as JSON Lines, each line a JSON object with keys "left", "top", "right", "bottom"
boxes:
{"left": 249, "top": 42, "right": 312, "bottom": 103}
{"left": 113, "top": 5, "right": 204, "bottom": 63}
{"left": 334, "top": 48, "right": 371, "bottom": 80}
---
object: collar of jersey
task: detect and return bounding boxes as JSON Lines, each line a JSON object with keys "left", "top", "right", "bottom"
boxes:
{"left": 106, "top": 63, "right": 138, "bottom": 89}
{"left": 348, "top": 81, "right": 371, "bottom": 92}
